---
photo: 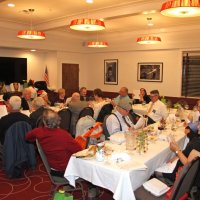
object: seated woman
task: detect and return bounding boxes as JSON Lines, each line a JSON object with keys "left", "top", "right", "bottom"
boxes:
{"left": 10, "top": 82, "right": 21, "bottom": 92}
{"left": 133, "top": 88, "right": 151, "bottom": 104}
{"left": 38, "top": 90, "right": 52, "bottom": 106}
{"left": 155, "top": 121, "right": 200, "bottom": 183}
{"left": 0, "top": 82, "right": 7, "bottom": 94}
{"left": 53, "top": 88, "right": 66, "bottom": 106}
{"left": 90, "top": 88, "right": 109, "bottom": 120}
{"left": 26, "top": 109, "right": 82, "bottom": 177}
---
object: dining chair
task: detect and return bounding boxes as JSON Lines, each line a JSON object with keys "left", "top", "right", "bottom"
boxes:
{"left": 36, "top": 139, "right": 85, "bottom": 200}
{"left": 58, "top": 108, "right": 72, "bottom": 132}
{"left": 78, "top": 107, "right": 94, "bottom": 120}
{"left": 134, "top": 157, "right": 200, "bottom": 200}
{"left": 96, "top": 103, "right": 113, "bottom": 123}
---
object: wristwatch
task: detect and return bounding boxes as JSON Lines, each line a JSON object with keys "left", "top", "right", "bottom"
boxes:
{"left": 175, "top": 149, "right": 181, "bottom": 154}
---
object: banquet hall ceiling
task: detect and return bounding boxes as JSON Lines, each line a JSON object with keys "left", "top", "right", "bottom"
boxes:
{"left": 0, "top": 0, "right": 200, "bottom": 37}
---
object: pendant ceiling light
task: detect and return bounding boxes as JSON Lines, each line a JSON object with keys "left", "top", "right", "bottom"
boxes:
{"left": 161, "top": 0, "right": 200, "bottom": 17}
{"left": 87, "top": 41, "right": 108, "bottom": 47}
{"left": 70, "top": 1, "right": 105, "bottom": 31}
{"left": 17, "top": 9, "right": 46, "bottom": 40}
{"left": 137, "top": 18, "right": 161, "bottom": 44}
{"left": 70, "top": 18, "right": 105, "bottom": 31}
{"left": 137, "top": 36, "right": 161, "bottom": 44}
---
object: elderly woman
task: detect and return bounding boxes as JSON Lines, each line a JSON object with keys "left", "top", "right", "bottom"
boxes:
{"left": 30, "top": 97, "right": 47, "bottom": 128}
{"left": 26, "top": 109, "right": 82, "bottom": 177}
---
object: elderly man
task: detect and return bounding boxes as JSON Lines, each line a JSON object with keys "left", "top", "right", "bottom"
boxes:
{"left": 106, "top": 98, "right": 145, "bottom": 135}
{"left": 112, "top": 87, "right": 131, "bottom": 106}
{"left": 30, "top": 97, "right": 47, "bottom": 128}
{"left": 68, "top": 92, "right": 89, "bottom": 136}
{"left": 80, "top": 87, "right": 89, "bottom": 101}
{"left": 146, "top": 89, "right": 168, "bottom": 125}
{"left": 21, "top": 88, "right": 33, "bottom": 110}
{"left": 26, "top": 109, "right": 82, "bottom": 177}
{"left": 0, "top": 96, "right": 32, "bottom": 144}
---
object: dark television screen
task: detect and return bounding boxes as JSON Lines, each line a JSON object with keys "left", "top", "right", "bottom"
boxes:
{"left": 0, "top": 57, "right": 27, "bottom": 84}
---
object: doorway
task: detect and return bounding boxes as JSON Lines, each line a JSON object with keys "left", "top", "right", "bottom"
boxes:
{"left": 62, "top": 63, "right": 79, "bottom": 97}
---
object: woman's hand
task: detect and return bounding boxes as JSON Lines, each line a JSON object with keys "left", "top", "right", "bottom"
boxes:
{"left": 170, "top": 141, "right": 180, "bottom": 152}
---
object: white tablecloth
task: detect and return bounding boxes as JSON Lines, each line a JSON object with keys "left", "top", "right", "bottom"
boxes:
{"left": 132, "top": 104, "right": 148, "bottom": 116}
{"left": 64, "top": 126, "right": 186, "bottom": 200}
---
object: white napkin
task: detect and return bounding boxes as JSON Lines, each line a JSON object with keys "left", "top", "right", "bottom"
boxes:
{"left": 143, "top": 178, "right": 170, "bottom": 197}
{"left": 155, "top": 159, "right": 178, "bottom": 173}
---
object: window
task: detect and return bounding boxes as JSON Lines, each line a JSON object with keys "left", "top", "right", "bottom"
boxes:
{"left": 182, "top": 53, "right": 200, "bottom": 97}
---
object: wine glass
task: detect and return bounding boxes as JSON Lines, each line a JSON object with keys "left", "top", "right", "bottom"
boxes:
{"left": 184, "top": 104, "right": 189, "bottom": 110}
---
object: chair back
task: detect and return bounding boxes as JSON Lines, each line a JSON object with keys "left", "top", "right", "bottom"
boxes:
{"left": 58, "top": 108, "right": 72, "bottom": 132}
{"left": 36, "top": 140, "right": 54, "bottom": 182}
{"left": 78, "top": 107, "right": 94, "bottom": 119}
{"left": 96, "top": 103, "right": 113, "bottom": 123}
{"left": 36, "top": 115, "right": 44, "bottom": 127}
{"left": 169, "top": 158, "right": 200, "bottom": 200}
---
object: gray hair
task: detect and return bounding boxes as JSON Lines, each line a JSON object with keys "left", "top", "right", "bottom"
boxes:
{"left": 9, "top": 96, "right": 21, "bottom": 110}
{"left": 32, "top": 97, "right": 46, "bottom": 109}
{"left": 42, "top": 109, "right": 61, "bottom": 128}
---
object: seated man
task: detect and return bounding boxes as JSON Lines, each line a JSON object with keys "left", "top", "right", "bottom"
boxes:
{"left": 106, "top": 98, "right": 145, "bottom": 135}
{"left": 68, "top": 92, "right": 89, "bottom": 136}
{"left": 80, "top": 87, "right": 89, "bottom": 101}
{"left": 26, "top": 109, "right": 82, "bottom": 177}
{"left": 30, "top": 97, "right": 47, "bottom": 128}
{"left": 0, "top": 96, "right": 32, "bottom": 144}
{"left": 146, "top": 90, "right": 168, "bottom": 125}
{"left": 112, "top": 87, "right": 131, "bottom": 107}
{"left": 21, "top": 88, "right": 33, "bottom": 111}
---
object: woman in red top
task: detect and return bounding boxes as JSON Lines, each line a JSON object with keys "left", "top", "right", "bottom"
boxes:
{"left": 26, "top": 109, "right": 82, "bottom": 177}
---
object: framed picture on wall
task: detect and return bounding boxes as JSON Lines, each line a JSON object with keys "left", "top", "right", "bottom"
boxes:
{"left": 104, "top": 59, "right": 118, "bottom": 85}
{"left": 137, "top": 62, "right": 163, "bottom": 82}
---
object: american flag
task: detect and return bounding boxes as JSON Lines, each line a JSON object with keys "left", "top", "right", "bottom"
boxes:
{"left": 44, "top": 66, "right": 49, "bottom": 86}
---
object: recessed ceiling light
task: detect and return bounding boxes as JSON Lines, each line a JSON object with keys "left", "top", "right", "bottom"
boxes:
{"left": 86, "top": 0, "right": 93, "bottom": 4}
{"left": 7, "top": 3, "right": 15, "bottom": 7}
{"left": 30, "top": 49, "right": 36, "bottom": 52}
{"left": 142, "top": 11, "right": 148, "bottom": 15}
{"left": 150, "top": 10, "right": 157, "bottom": 14}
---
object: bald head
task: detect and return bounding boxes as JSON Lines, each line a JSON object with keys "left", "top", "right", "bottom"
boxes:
{"left": 119, "top": 87, "right": 128, "bottom": 97}
{"left": 71, "top": 92, "right": 80, "bottom": 102}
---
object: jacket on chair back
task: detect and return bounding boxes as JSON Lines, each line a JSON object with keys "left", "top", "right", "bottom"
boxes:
{"left": 3, "top": 121, "right": 36, "bottom": 178}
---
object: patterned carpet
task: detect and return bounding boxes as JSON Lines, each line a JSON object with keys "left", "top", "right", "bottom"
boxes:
{"left": 0, "top": 157, "right": 114, "bottom": 200}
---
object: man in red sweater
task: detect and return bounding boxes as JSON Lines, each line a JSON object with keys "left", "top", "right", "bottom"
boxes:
{"left": 26, "top": 109, "right": 82, "bottom": 177}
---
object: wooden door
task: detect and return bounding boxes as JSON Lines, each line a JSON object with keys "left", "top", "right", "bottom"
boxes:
{"left": 62, "top": 63, "right": 79, "bottom": 97}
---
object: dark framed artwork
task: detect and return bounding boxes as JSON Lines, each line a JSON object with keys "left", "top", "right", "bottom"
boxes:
{"left": 137, "top": 62, "right": 163, "bottom": 82}
{"left": 104, "top": 59, "right": 118, "bottom": 85}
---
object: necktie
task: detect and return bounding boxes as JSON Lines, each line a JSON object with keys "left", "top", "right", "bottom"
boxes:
{"left": 122, "top": 116, "right": 131, "bottom": 128}
{"left": 147, "top": 102, "right": 154, "bottom": 114}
